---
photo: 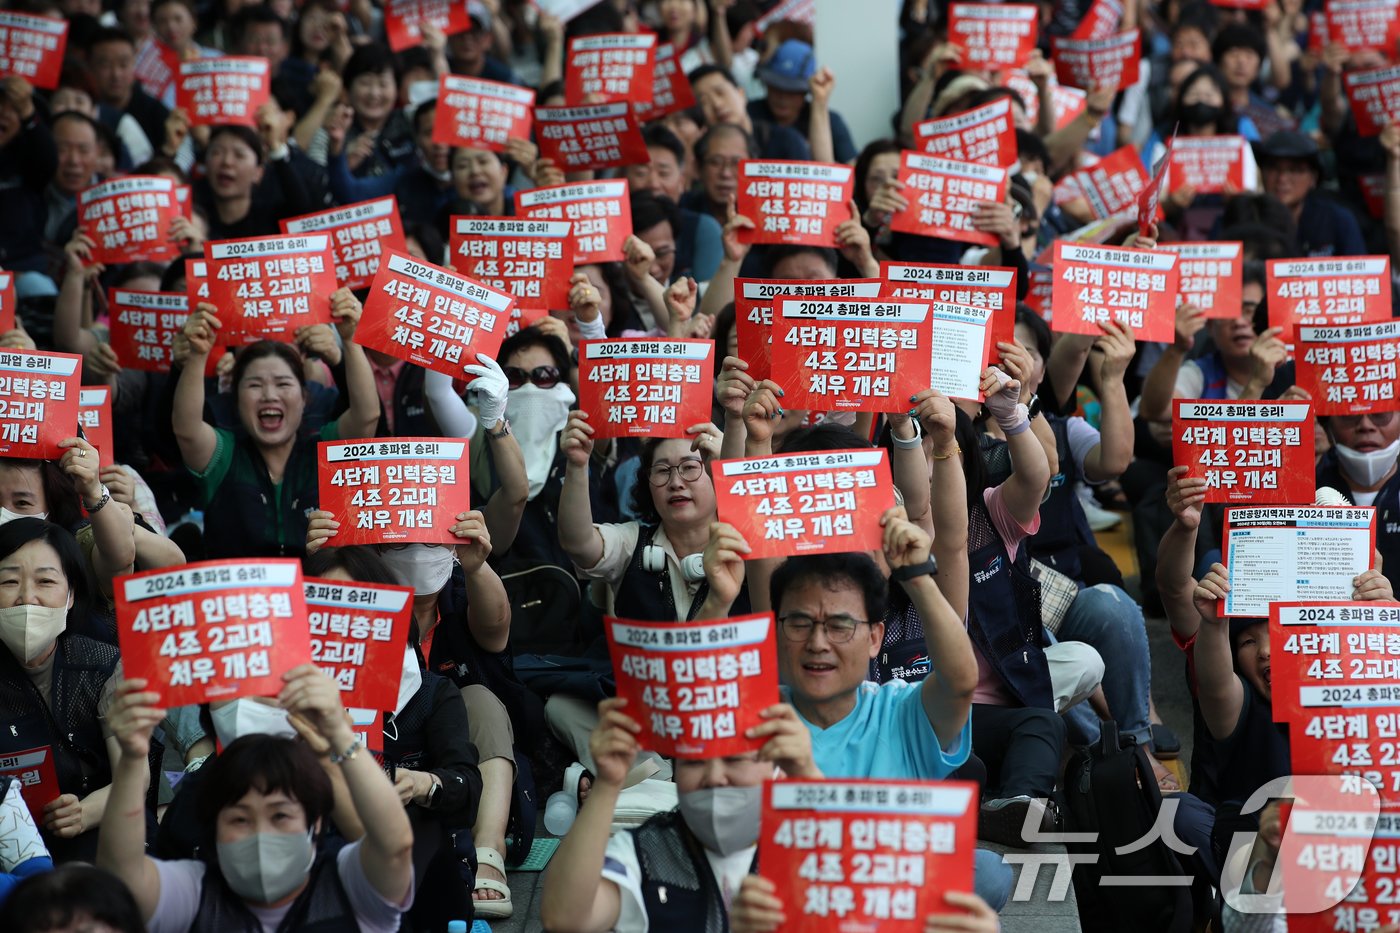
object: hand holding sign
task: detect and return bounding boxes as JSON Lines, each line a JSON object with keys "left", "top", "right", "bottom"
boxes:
{"left": 106, "top": 677, "right": 166, "bottom": 760}
{"left": 747, "top": 704, "right": 821, "bottom": 778}
{"left": 278, "top": 663, "right": 356, "bottom": 751}
{"left": 702, "top": 521, "right": 752, "bottom": 615}
{"left": 590, "top": 697, "right": 641, "bottom": 788}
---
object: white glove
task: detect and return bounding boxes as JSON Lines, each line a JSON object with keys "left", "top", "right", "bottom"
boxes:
{"left": 982, "top": 367, "right": 1025, "bottom": 431}
{"left": 464, "top": 353, "right": 509, "bottom": 428}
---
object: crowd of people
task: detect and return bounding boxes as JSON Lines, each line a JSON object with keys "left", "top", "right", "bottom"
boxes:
{"left": 0, "top": 0, "right": 1398, "bottom": 931}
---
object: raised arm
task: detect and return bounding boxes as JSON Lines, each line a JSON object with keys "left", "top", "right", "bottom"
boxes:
{"left": 58, "top": 437, "right": 135, "bottom": 580}
{"left": 916, "top": 390, "right": 970, "bottom": 623}
{"left": 54, "top": 233, "right": 103, "bottom": 358}
{"left": 1044, "top": 332, "right": 1096, "bottom": 414}
{"left": 715, "top": 356, "right": 757, "bottom": 460}
{"left": 1156, "top": 466, "right": 1206, "bottom": 641}
{"left": 1383, "top": 124, "right": 1400, "bottom": 269}
{"left": 1081, "top": 320, "right": 1136, "bottom": 481}
{"left": 807, "top": 68, "right": 836, "bottom": 164}
{"left": 887, "top": 411, "right": 932, "bottom": 535}
{"left": 97, "top": 678, "right": 167, "bottom": 923}
{"left": 1044, "top": 83, "right": 1115, "bottom": 175}
{"left": 172, "top": 305, "right": 221, "bottom": 473}
{"left": 329, "top": 289, "right": 382, "bottom": 440}
{"left": 1140, "top": 304, "right": 1205, "bottom": 422}
{"left": 1191, "top": 564, "right": 1246, "bottom": 741}
{"left": 698, "top": 203, "right": 754, "bottom": 320}
{"left": 982, "top": 368, "right": 1050, "bottom": 526}
{"left": 462, "top": 355, "right": 528, "bottom": 553}
{"left": 558, "top": 410, "right": 605, "bottom": 569}
{"left": 452, "top": 510, "right": 512, "bottom": 654}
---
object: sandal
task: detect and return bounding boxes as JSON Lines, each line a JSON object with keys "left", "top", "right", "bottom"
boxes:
{"left": 473, "top": 846, "right": 513, "bottom": 920}
{"left": 1150, "top": 755, "right": 1182, "bottom": 795}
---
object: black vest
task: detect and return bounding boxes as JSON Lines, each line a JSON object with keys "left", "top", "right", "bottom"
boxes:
{"left": 613, "top": 525, "right": 751, "bottom": 622}
{"left": 966, "top": 500, "right": 1052, "bottom": 709}
{"left": 203, "top": 430, "right": 319, "bottom": 559}
{"left": 0, "top": 633, "right": 118, "bottom": 797}
{"left": 1316, "top": 452, "right": 1400, "bottom": 596}
{"left": 634, "top": 810, "right": 751, "bottom": 933}
{"left": 1026, "top": 417, "right": 1096, "bottom": 581}
{"left": 191, "top": 843, "right": 357, "bottom": 933}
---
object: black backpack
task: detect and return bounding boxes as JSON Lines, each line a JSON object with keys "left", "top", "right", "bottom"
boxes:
{"left": 1063, "top": 723, "right": 1193, "bottom": 933}
{"left": 498, "top": 561, "right": 587, "bottom": 657}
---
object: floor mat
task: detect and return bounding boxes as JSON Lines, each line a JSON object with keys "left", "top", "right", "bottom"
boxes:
{"left": 507, "top": 836, "right": 560, "bottom": 872}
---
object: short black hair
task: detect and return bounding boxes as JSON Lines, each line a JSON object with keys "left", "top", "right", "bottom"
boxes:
{"left": 779, "top": 423, "right": 869, "bottom": 454}
{"left": 762, "top": 244, "right": 838, "bottom": 278}
{"left": 405, "top": 222, "right": 445, "bottom": 266}
{"left": 853, "top": 138, "right": 901, "bottom": 215}
{"left": 230, "top": 5, "right": 291, "bottom": 47}
{"left": 1014, "top": 129, "right": 1049, "bottom": 169}
{"left": 85, "top": 25, "right": 136, "bottom": 53}
{"left": 0, "top": 864, "right": 144, "bottom": 933}
{"left": 343, "top": 42, "right": 396, "bottom": 89}
{"left": 641, "top": 123, "right": 686, "bottom": 166}
{"left": 770, "top": 553, "right": 889, "bottom": 627}
{"left": 497, "top": 327, "right": 571, "bottom": 375}
{"left": 196, "top": 735, "right": 334, "bottom": 844}
{"left": 1212, "top": 23, "right": 1267, "bottom": 65}
{"left": 413, "top": 97, "right": 438, "bottom": 134}
{"left": 628, "top": 437, "right": 712, "bottom": 524}
{"left": 630, "top": 190, "right": 681, "bottom": 236}
{"left": 0, "top": 518, "right": 90, "bottom": 603}
{"left": 694, "top": 122, "right": 757, "bottom": 164}
{"left": 304, "top": 545, "right": 404, "bottom": 587}
{"left": 231, "top": 340, "right": 306, "bottom": 392}
{"left": 1014, "top": 303, "right": 1051, "bottom": 362}
{"left": 687, "top": 63, "right": 739, "bottom": 90}
{"left": 207, "top": 124, "right": 266, "bottom": 164}
{"left": 50, "top": 109, "right": 103, "bottom": 142}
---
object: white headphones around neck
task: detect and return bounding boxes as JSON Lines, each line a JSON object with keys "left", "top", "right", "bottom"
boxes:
{"left": 642, "top": 545, "right": 706, "bottom": 583}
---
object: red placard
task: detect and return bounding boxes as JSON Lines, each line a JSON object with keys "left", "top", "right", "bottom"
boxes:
{"left": 0, "top": 746, "right": 60, "bottom": 825}
{"left": 564, "top": 33, "right": 657, "bottom": 105}
{"left": 890, "top": 153, "right": 1008, "bottom": 246}
{"left": 576, "top": 339, "right": 715, "bottom": 438}
{"left": 430, "top": 75, "right": 535, "bottom": 152}
{"left": 1345, "top": 65, "right": 1400, "bottom": 138}
{"left": 1295, "top": 320, "right": 1400, "bottom": 416}
{"left": 1004, "top": 70, "right": 1087, "bottom": 130}
{"left": 384, "top": 0, "right": 472, "bottom": 52}
{"left": 0, "top": 349, "right": 81, "bottom": 460}
{"left": 305, "top": 577, "right": 414, "bottom": 711}
{"left": 913, "top": 98, "right": 1019, "bottom": 167}
{"left": 516, "top": 180, "right": 632, "bottom": 264}
{"left": 633, "top": 42, "right": 696, "bottom": 121}
{"left": 604, "top": 613, "right": 779, "bottom": 759}
{"left": 759, "top": 779, "right": 979, "bottom": 933}
{"left": 108, "top": 288, "right": 192, "bottom": 372}
{"left": 205, "top": 234, "right": 337, "bottom": 345}
{"left": 735, "top": 278, "right": 883, "bottom": 381}
{"left": 1025, "top": 265, "right": 1054, "bottom": 317}
{"left": 1158, "top": 242, "right": 1244, "bottom": 319}
{"left": 1266, "top": 257, "right": 1391, "bottom": 343}
{"left": 1137, "top": 134, "right": 1172, "bottom": 237}
{"left": 0, "top": 270, "right": 14, "bottom": 335}
{"left": 449, "top": 216, "right": 572, "bottom": 313}
{"left": 1270, "top": 600, "right": 1400, "bottom": 735}
{"left": 1171, "top": 399, "right": 1314, "bottom": 504}
{"left": 1069, "top": 0, "right": 1123, "bottom": 40}
{"left": 713, "top": 449, "right": 895, "bottom": 559}
{"left": 880, "top": 262, "right": 1016, "bottom": 350}
{"left": 1050, "top": 242, "right": 1179, "bottom": 343}
{"left": 114, "top": 559, "right": 312, "bottom": 707}
{"left": 78, "top": 387, "right": 115, "bottom": 470}
{"left": 1052, "top": 30, "right": 1141, "bottom": 90}
{"left": 1220, "top": 507, "right": 1377, "bottom": 618}
{"left": 947, "top": 3, "right": 1038, "bottom": 69}
{"left": 357, "top": 250, "right": 516, "bottom": 377}
{"left": 133, "top": 36, "right": 177, "bottom": 102}
{"left": 1326, "top": 0, "right": 1400, "bottom": 57}
{"left": 1069, "top": 145, "right": 1148, "bottom": 220}
{"left": 0, "top": 12, "right": 67, "bottom": 90}
{"left": 735, "top": 160, "right": 855, "bottom": 247}
{"left": 1164, "top": 135, "right": 1258, "bottom": 194}
{"left": 318, "top": 437, "right": 470, "bottom": 545}
{"left": 281, "top": 197, "right": 408, "bottom": 293}
{"left": 534, "top": 102, "right": 649, "bottom": 172}
{"left": 176, "top": 56, "right": 270, "bottom": 128}
{"left": 77, "top": 176, "right": 181, "bottom": 266}
{"left": 185, "top": 256, "right": 209, "bottom": 306}
{"left": 1361, "top": 173, "right": 1387, "bottom": 219}
{"left": 770, "top": 297, "right": 933, "bottom": 413}
{"left": 754, "top": 0, "right": 816, "bottom": 32}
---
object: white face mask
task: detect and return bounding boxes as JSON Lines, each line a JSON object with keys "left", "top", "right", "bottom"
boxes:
{"left": 1336, "top": 439, "right": 1400, "bottom": 489}
{"left": 380, "top": 545, "right": 455, "bottom": 597}
{"left": 0, "top": 602, "right": 69, "bottom": 664}
{"left": 211, "top": 699, "right": 297, "bottom": 748}
{"left": 506, "top": 382, "right": 576, "bottom": 500}
{"left": 0, "top": 507, "right": 46, "bottom": 527}
{"left": 395, "top": 645, "right": 422, "bottom": 715}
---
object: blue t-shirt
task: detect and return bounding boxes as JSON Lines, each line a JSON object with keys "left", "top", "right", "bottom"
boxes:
{"left": 780, "top": 680, "right": 970, "bottom": 780}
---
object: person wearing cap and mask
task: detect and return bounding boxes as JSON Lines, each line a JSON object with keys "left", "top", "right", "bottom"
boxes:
{"left": 1254, "top": 129, "right": 1366, "bottom": 258}
{"left": 747, "top": 39, "right": 858, "bottom": 164}
{"left": 538, "top": 694, "right": 821, "bottom": 933}
{"left": 1316, "top": 411, "right": 1400, "bottom": 593}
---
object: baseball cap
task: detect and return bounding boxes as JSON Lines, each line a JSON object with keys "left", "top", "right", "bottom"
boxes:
{"left": 759, "top": 39, "right": 816, "bottom": 93}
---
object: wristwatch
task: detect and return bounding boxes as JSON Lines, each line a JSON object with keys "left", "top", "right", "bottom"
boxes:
{"left": 1026, "top": 393, "right": 1044, "bottom": 421}
{"left": 488, "top": 419, "right": 512, "bottom": 440}
{"left": 426, "top": 774, "right": 442, "bottom": 807}
{"left": 84, "top": 484, "right": 112, "bottom": 515}
{"left": 890, "top": 556, "right": 938, "bottom": 582}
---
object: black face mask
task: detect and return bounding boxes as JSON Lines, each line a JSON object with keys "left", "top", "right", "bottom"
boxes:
{"left": 1179, "top": 102, "right": 1225, "bottom": 128}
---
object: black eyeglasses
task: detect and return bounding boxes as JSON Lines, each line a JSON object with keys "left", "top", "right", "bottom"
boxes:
{"left": 777, "top": 613, "right": 870, "bottom": 644}
{"left": 504, "top": 365, "right": 562, "bottom": 390}
{"left": 648, "top": 459, "right": 705, "bottom": 486}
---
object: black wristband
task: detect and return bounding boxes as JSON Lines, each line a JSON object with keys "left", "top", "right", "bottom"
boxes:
{"left": 890, "top": 557, "right": 938, "bottom": 582}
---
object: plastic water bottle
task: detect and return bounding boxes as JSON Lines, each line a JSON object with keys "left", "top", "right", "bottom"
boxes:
{"left": 543, "top": 788, "right": 579, "bottom": 835}
{"left": 447, "top": 921, "right": 468, "bottom": 933}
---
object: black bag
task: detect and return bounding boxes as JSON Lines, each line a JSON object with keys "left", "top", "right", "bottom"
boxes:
{"left": 1064, "top": 723, "right": 1192, "bottom": 933}
{"left": 498, "top": 561, "right": 586, "bottom": 657}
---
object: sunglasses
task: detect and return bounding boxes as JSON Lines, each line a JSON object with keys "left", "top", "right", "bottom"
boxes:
{"left": 504, "top": 365, "right": 562, "bottom": 390}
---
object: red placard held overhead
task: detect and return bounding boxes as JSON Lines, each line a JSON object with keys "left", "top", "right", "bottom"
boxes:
{"left": 1069, "top": 0, "right": 1123, "bottom": 40}
{"left": 0, "top": 349, "right": 80, "bottom": 459}
{"left": 1052, "top": 30, "right": 1141, "bottom": 90}
{"left": 947, "top": 4, "right": 1039, "bottom": 69}
{"left": 576, "top": 339, "right": 714, "bottom": 438}
{"left": 735, "top": 278, "right": 883, "bottom": 381}
{"left": 1325, "top": 0, "right": 1400, "bottom": 56}
{"left": 78, "top": 387, "right": 115, "bottom": 469}
{"left": 1159, "top": 242, "right": 1244, "bottom": 319}
{"left": 450, "top": 217, "right": 572, "bottom": 316}
{"left": 1165, "top": 136, "right": 1258, "bottom": 193}
{"left": 0, "top": 12, "right": 67, "bottom": 89}
{"left": 115, "top": 559, "right": 310, "bottom": 707}
{"left": 133, "top": 36, "right": 178, "bottom": 102}
{"left": 280, "top": 197, "right": 408, "bottom": 293}
{"left": 1051, "top": 242, "right": 1179, "bottom": 343}
{"left": 1266, "top": 257, "right": 1391, "bottom": 342}
{"left": 176, "top": 56, "right": 270, "bottom": 128}
{"left": 204, "top": 234, "right": 336, "bottom": 345}
{"left": 760, "top": 779, "right": 979, "bottom": 933}
{"left": 383, "top": 0, "right": 472, "bottom": 52}
{"left": 881, "top": 262, "right": 1016, "bottom": 349}
{"left": 1171, "top": 399, "right": 1314, "bottom": 504}
{"left": 890, "top": 154, "right": 1008, "bottom": 246}
{"left": 0, "top": 271, "right": 15, "bottom": 334}
{"left": 430, "top": 75, "right": 535, "bottom": 152}
{"left": 1270, "top": 601, "right": 1400, "bottom": 726}
{"left": 185, "top": 256, "right": 209, "bottom": 306}
{"left": 77, "top": 176, "right": 181, "bottom": 266}
{"left": 769, "top": 297, "right": 933, "bottom": 413}
{"left": 356, "top": 250, "right": 516, "bottom": 378}
{"left": 564, "top": 33, "right": 656, "bottom": 105}
{"left": 633, "top": 42, "right": 696, "bottom": 121}
{"left": 534, "top": 102, "right": 648, "bottom": 172}
{"left": 304, "top": 577, "right": 414, "bottom": 711}
{"left": 735, "top": 160, "right": 855, "bottom": 247}
{"left": 1295, "top": 320, "right": 1400, "bottom": 416}
{"left": 712, "top": 449, "right": 895, "bottom": 559}
{"left": 516, "top": 180, "right": 632, "bottom": 264}
{"left": 913, "top": 99, "right": 1019, "bottom": 167}
{"left": 605, "top": 613, "right": 780, "bottom": 759}
{"left": 1345, "top": 65, "right": 1400, "bottom": 138}
{"left": 1005, "top": 70, "right": 1087, "bottom": 130}
{"left": 1070, "top": 146, "right": 1148, "bottom": 219}
{"left": 318, "top": 437, "right": 471, "bottom": 545}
